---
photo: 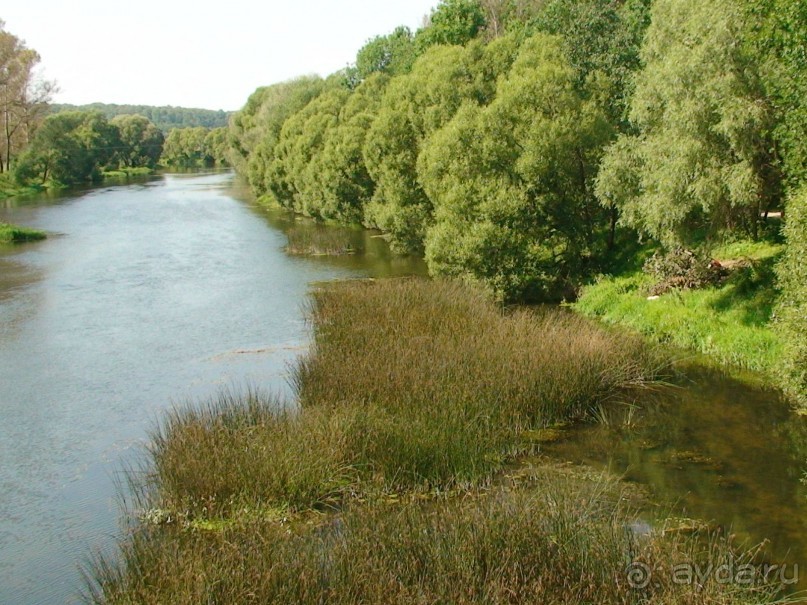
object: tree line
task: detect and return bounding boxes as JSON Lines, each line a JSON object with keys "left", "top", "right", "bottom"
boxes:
{"left": 227, "top": 0, "right": 806, "bottom": 399}
{"left": 50, "top": 103, "right": 231, "bottom": 132}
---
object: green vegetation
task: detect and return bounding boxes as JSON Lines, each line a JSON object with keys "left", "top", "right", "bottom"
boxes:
{"left": 86, "top": 280, "right": 786, "bottom": 603}
{"left": 161, "top": 126, "right": 229, "bottom": 167}
{"left": 0, "top": 221, "right": 46, "bottom": 243}
{"left": 575, "top": 240, "right": 784, "bottom": 373}
{"left": 777, "top": 187, "right": 807, "bottom": 405}
{"left": 12, "top": 111, "right": 163, "bottom": 186}
{"left": 284, "top": 225, "right": 356, "bottom": 255}
{"left": 146, "top": 279, "right": 666, "bottom": 517}
{"left": 49, "top": 103, "right": 230, "bottom": 132}
{"left": 1, "top": 20, "right": 55, "bottom": 175}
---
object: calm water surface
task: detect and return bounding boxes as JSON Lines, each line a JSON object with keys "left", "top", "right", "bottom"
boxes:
{"left": 0, "top": 171, "right": 423, "bottom": 604}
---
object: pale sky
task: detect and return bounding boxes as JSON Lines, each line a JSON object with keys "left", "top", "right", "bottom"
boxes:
{"left": 3, "top": 0, "right": 439, "bottom": 111}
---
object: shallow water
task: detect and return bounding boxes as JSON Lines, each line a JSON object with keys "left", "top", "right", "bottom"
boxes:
{"left": 0, "top": 171, "right": 423, "bottom": 604}
{"left": 543, "top": 363, "right": 807, "bottom": 592}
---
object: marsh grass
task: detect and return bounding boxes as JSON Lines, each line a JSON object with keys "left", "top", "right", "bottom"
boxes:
{"left": 285, "top": 225, "right": 357, "bottom": 255}
{"left": 292, "top": 279, "right": 666, "bottom": 489}
{"left": 93, "top": 279, "right": 779, "bottom": 604}
{"left": 86, "top": 465, "right": 786, "bottom": 604}
{"left": 0, "top": 221, "right": 47, "bottom": 243}
{"left": 131, "top": 279, "right": 668, "bottom": 524}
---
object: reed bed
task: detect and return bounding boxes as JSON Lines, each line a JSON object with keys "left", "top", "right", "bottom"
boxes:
{"left": 285, "top": 225, "right": 356, "bottom": 255}
{"left": 86, "top": 466, "right": 785, "bottom": 604}
{"left": 145, "top": 279, "right": 666, "bottom": 519}
{"left": 86, "top": 279, "right": 790, "bottom": 604}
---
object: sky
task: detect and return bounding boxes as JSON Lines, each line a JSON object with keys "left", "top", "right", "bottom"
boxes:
{"left": 3, "top": 0, "right": 439, "bottom": 111}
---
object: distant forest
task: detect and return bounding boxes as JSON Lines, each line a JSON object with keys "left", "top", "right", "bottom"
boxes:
{"left": 49, "top": 103, "right": 231, "bottom": 132}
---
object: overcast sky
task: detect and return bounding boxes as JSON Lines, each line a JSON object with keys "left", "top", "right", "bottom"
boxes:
{"left": 3, "top": 0, "right": 438, "bottom": 111}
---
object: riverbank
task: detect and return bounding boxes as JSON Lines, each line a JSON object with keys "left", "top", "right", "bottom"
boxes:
{"left": 86, "top": 279, "right": 788, "bottom": 603}
{"left": 574, "top": 239, "right": 784, "bottom": 380}
{"left": 0, "top": 174, "right": 43, "bottom": 199}
{"left": 0, "top": 222, "right": 46, "bottom": 244}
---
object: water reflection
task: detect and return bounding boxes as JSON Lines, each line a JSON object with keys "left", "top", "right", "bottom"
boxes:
{"left": 543, "top": 363, "right": 807, "bottom": 589}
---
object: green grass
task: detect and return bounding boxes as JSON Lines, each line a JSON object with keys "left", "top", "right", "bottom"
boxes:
{"left": 0, "top": 221, "right": 47, "bottom": 243}
{"left": 0, "top": 173, "right": 43, "bottom": 199}
{"left": 574, "top": 241, "right": 784, "bottom": 375}
{"left": 102, "top": 167, "right": 155, "bottom": 178}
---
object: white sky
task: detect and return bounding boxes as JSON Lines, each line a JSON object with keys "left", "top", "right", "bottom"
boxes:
{"left": 3, "top": 0, "right": 438, "bottom": 111}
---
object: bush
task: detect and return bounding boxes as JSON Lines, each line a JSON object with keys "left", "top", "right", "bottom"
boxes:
{"left": 643, "top": 247, "right": 727, "bottom": 296}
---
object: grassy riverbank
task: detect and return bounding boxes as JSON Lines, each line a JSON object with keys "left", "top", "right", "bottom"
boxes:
{"left": 575, "top": 240, "right": 784, "bottom": 376}
{"left": 86, "top": 279, "right": 786, "bottom": 603}
{"left": 0, "top": 222, "right": 46, "bottom": 243}
{"left": 0, "top": 173, "right": 43, "bottom": 199}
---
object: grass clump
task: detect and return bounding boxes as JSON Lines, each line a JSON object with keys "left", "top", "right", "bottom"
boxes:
{"left": 0, "top": 221, "right": 47, "bottom": 243}
{"left": 285, "top": 225, "right": 356, "bottom": 255}
{"left": 86, "top": 465, "right": 786, "bottom": 604}
{"left": 294, "top": 278, "right": 665, "bottom": 489}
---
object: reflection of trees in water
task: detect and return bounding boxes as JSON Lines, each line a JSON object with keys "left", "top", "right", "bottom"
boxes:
{"left": 545, "top": 365, "right": 807, "bottom": 580}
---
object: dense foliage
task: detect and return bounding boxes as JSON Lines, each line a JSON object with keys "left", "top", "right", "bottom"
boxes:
{"left": 777, "top": 186, "right": 807, "bottom": 404}
{"left": 161, "top": 126, "right": 228, "bottom": 167}
{"left": 50, "top": 103, "right": 230, "bottom": 132}
{"left": 14, "top": 111, "right": 163, "bottom": 185}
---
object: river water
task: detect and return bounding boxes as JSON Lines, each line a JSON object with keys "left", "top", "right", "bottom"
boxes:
{"left": 1, "top": 171, "right": 806, "bottom": 602}
{"left": 0, "top": 171, "right": 424, "bottom": 604}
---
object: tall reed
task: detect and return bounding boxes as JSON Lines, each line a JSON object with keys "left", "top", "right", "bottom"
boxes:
{"left": 86, "top": 466, "right": 786, "bottom": 604}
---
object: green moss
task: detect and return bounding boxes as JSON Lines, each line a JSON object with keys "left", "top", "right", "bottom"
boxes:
{"left": 0, "top": 222, "right": 47, "bottom": 244}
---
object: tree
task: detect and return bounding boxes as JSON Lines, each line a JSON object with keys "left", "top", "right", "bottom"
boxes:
{"left": 0, "top": 21, "right": 55, "bottom": 173}
{"left": 228, "top": 77, "right": 325, "bottom": 198}
{"left": 269, "top": 87, "right": 351, "bottom": 216}
{"left": 744, "top": 0, "right": 807, "bottom": 188}
{"left": 110, "top": 114, "right": 164, "bottom": 168}
{"left": 595, "top": 0, "right": 780, "bottom": 246}
{"left": 161, "top": 126, "right": 208, "bottom": 166}
{"left": 415, "top": 0, "right": 487, "bottom": 51}
{"left": 355, "top": 26, "right": 417, "bottom": 80}
{"left": 15, "top": 111, "right": 118, "bottom": 185}
{"left": 419, "top": 33, "right": 612, "bottom": 301}
{"left": 362, "top": 41, "right": 511, "bottom": 253}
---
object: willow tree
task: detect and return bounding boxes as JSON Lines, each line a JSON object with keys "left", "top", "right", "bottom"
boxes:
{"left": 268, "top": 87, "right": 351, "bottom": 217}
{"left": 419, "top": 34, "right": 612, "bottom": 301}
{"left": 363, "top": 34, "right": 521, "bottom": 253}
{"left": 595, "top": 0, "right": 780, "bottom": 245}
{"left": 304, "top": 74, "right": 390, "bottom": 224}
{"left": 227, "top": 76, "right": 324, "bottom": 195}
{"left": 110, "top": 114, "right": 163, "bottom": 168}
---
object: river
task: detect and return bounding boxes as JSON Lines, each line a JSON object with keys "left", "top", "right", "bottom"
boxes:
{"left": 1, "top": 171, "right": 806, "bottom": 602}
{"left": 0, "top": 171, "right": 424, "bottom": 604}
